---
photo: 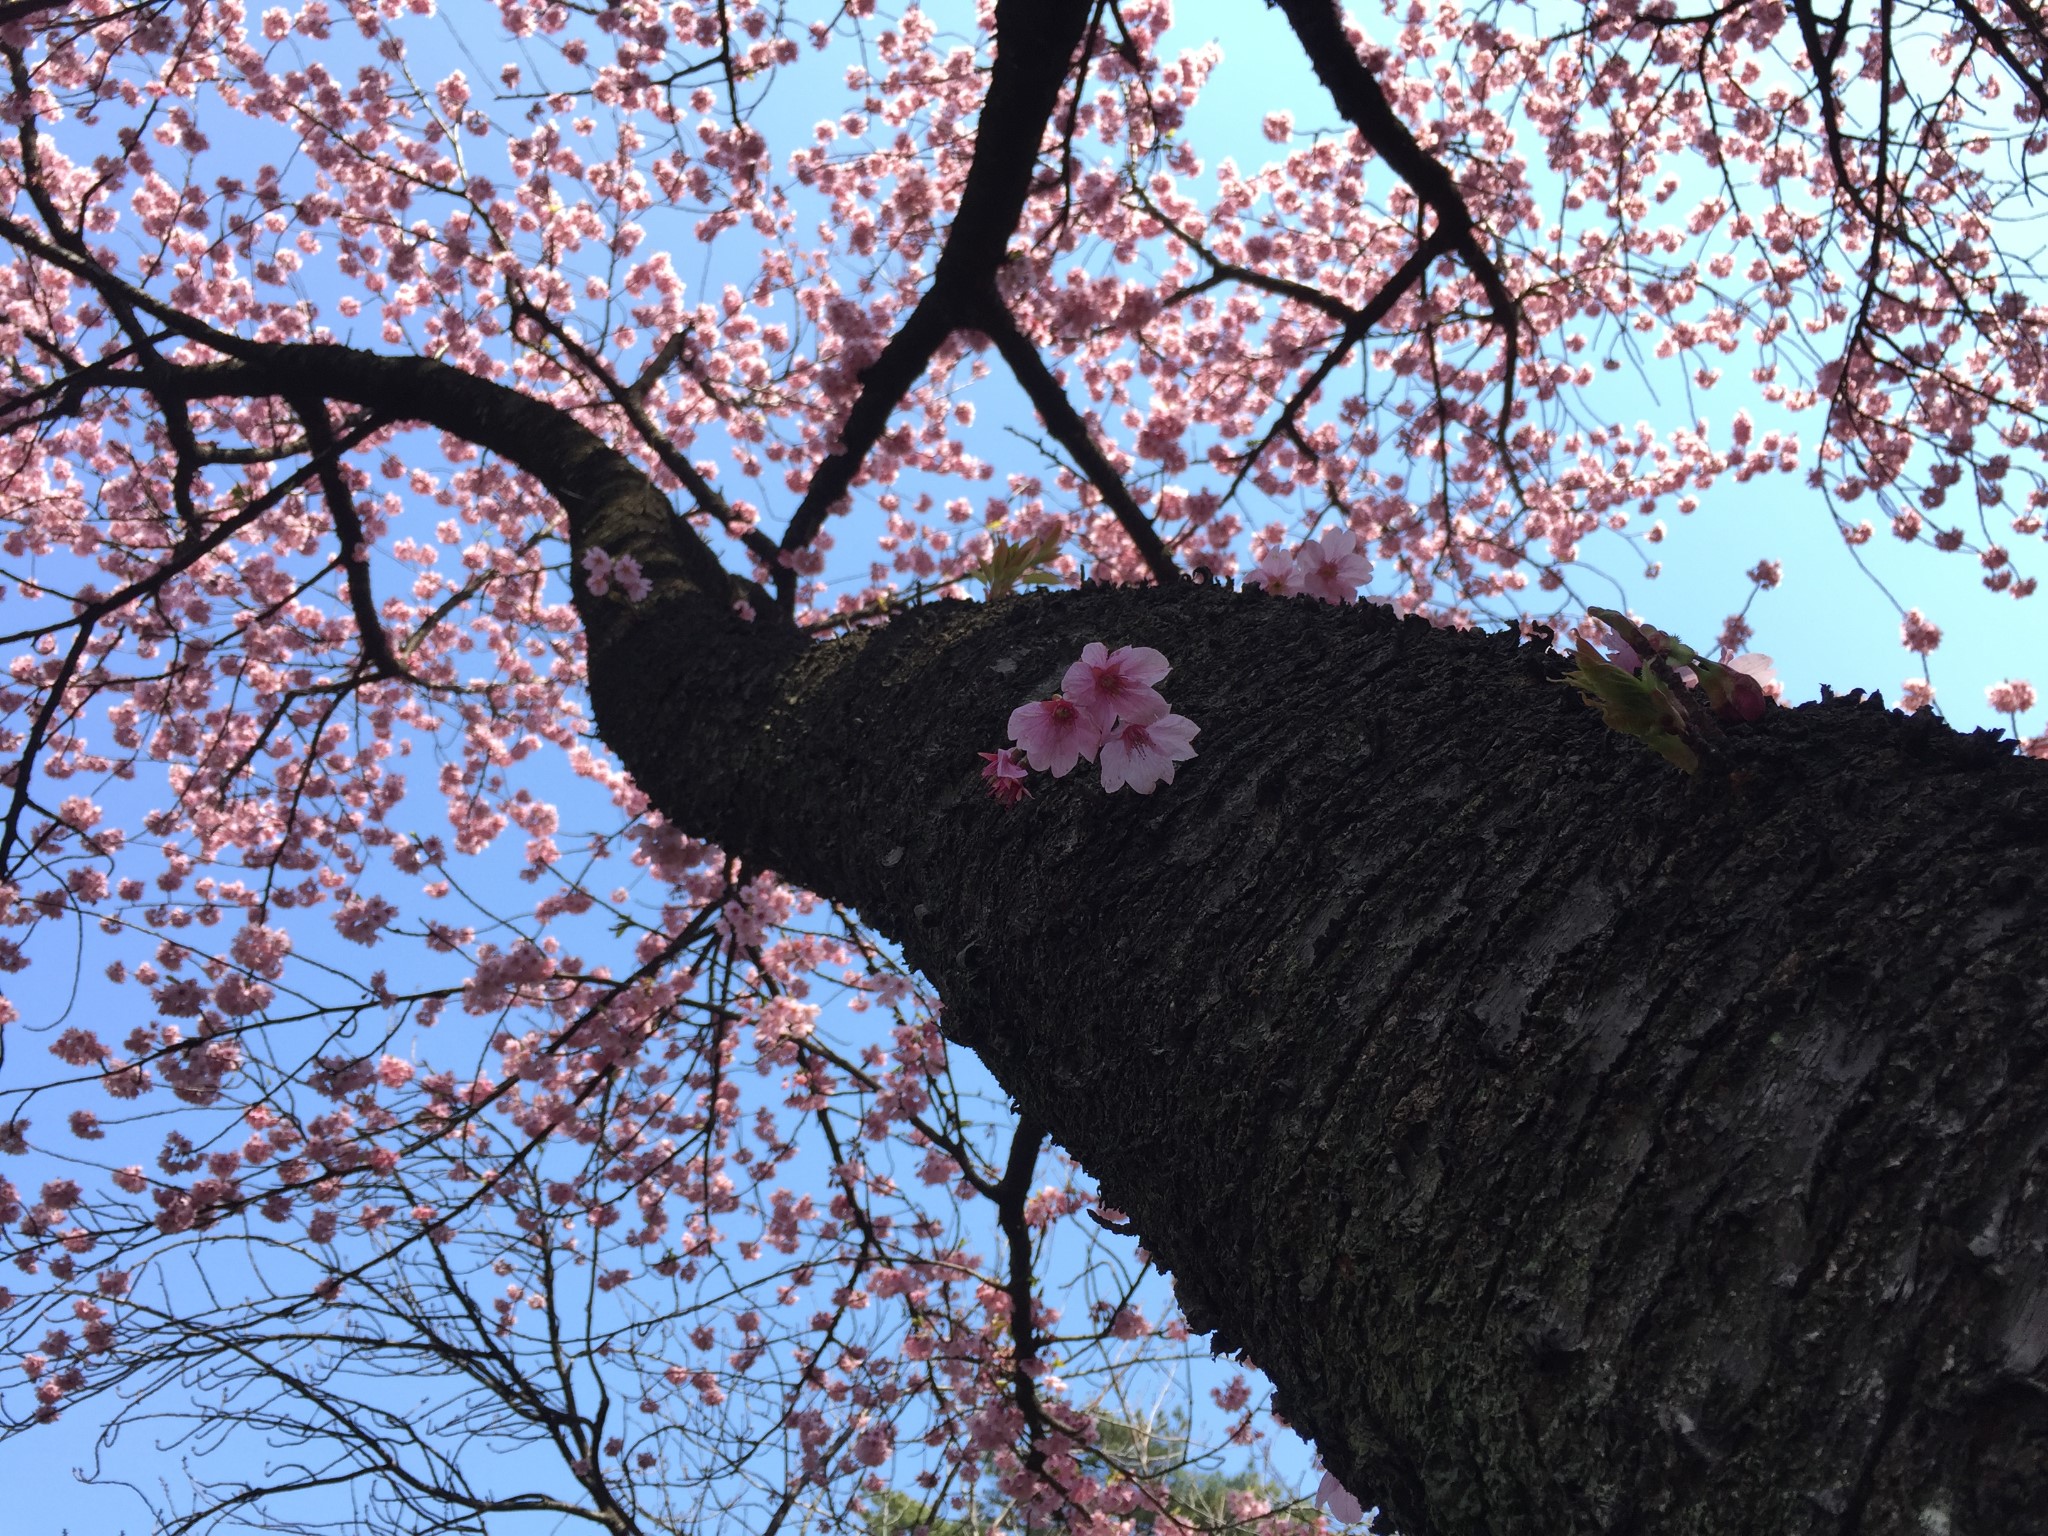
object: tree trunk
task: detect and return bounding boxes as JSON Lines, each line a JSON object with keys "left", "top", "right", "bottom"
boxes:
{"left": 585, "top": 579, "right": 2048, "bottom": 1536}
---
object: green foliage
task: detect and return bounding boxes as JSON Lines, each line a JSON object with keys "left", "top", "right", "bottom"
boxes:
{"left": 1098, "top": 1411, "right": 1317, "bottom": 1536}
{"left": 864, "top": 1411, "right": 1319, "bottom": 1536}
{"left": 1560, "top": 631, "right": 1699, "bottom": 774}
{"left": 1560, "top": 607, "right": 1769, "bottom": 774}
{"left": 970, "top": 527, "right": 1064, "bottom": 600}
{"left": 864, "top": 1488, "right": 980, "bottom": 1536}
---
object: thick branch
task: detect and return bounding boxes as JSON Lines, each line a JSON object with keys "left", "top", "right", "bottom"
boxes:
{"left": 992, "top": 1116, "right": 1054, "bottom": 1469}
{"left": 512, "top": 298, "right": 785, "bottom": 585}
{"left": 775, "top": 0, "right": 1098, "bottom": 598}
{"left": 577, "top": 573, "right": 2048, "bottom": 1536}
{"left": 1269, "top": 0, "right": 1521, "bottom": 434}
{"left": 980, "top": 305, "right": 1180, "bottom": 584}
{"left": 288, "top": 394, "right": 421, "bottom": 686}
{"left": 0, "top": 212, "right": 751, "bottom": 630}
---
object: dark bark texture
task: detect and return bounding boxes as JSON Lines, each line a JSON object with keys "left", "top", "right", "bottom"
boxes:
{"left": 582, "top": 581, "right": 2048, "bottom": 1536}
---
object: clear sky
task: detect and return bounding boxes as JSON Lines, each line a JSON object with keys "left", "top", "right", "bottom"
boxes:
{"left": 6, "top": 3, "right": 2045, "bottom": 1533}
{"left": 1162, "top": 0, "right": 2048, "bottom": 737}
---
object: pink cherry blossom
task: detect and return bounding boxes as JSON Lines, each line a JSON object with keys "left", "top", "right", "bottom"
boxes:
{"left": 333, "top": 894, "right": 398, "bottom": 946}
{"left": 1726, "top": 654, "right": 1777, "bottom": 686}
{"left": 1061, "top": 642, "right": 1170, "bottom": 730}
{"left": 1901, "top": 609, "right": 1943, "bottom": 654}
{"left": 1712, "top": 651, "right": 1777, "bottom": 720}
{"left": 581, "top": 547, "right": 616, "bottom": 596}
{"left": 1597, "top": 628, "right": 1644, "bottom": 673}
{"left": 978, "top": 749, "right": 1031, "bottom": 806}
{"left": 1715, "top": 652, "right": 1780, "bottom": 716}
{"left": 1111, "top": 1306, "right": 1152, "bottom": 1340}
{"left": 851, "top": 1421, "right": 893, "bottom": 1466}
{"left": 1243, "top": 546, "right": 1301, "bottom": 594}
{"left": 1291, "top": 528, "right": 1373, "bottom": 605}
{"left": 1986, "top": 679, "right": 2036, "bottom": 715}
{"left": 1098, "top": 713, "right": 1200, "bottom": 794}
{"left": 1314, "top": 1470, "right": 1365, "bottom": 1525}
{"left": 1007, "top": 696, "right": 1105, "bottom": 778}
{"left": 614, "top": 555, "right": 651, "bottom": 603}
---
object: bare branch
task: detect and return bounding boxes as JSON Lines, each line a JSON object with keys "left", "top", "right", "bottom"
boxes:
{"left": 1268, "top": 0, "right": 1522, "bottom": 437}
{"left": 775, "top": 0, "right": 1098, "bottom": 600}
{"left": 0, "top": 210, "right": 751, "bottom": 616}
{"left": 979, "top": 305, "right": 1180, "bottom": 584}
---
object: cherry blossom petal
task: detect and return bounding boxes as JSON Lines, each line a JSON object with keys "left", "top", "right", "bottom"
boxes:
{"left": 1244, "top": 546, "right": 1302, "bottom": 594}
{"left": 1098, "top": 712, "right": 1199, "bottom": 794}
{"left": 1292, "top": 527, "right": 1373, "bottom": 605}
{"left": 1315, "top": 1471, "right": 1365, "bottom": 1525}
{"left": 1006, "top": 696, "right": 1104, "bottom": 777}
{"left": 1062, "top": 643, "right": 1171, "bottom": 730}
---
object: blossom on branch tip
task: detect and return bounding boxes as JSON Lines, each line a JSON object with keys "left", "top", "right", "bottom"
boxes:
{"left": 1987, "top": 678, "right": 2036, "bottom": 716}
{"left": 851, "top": 1422, "right": 893, "bottom": 1466}
{"left": 1007, "top": 696, "right": 1104, "bottom": 777}
{"left": 1099, "top": 712, "right": 1199, "bottom": 794}
{"left": 1062, "top": 642, "right": 1169, "bottom": 730}
{"left": 1901, "top": 608, "right": 1943, "bottom": 654}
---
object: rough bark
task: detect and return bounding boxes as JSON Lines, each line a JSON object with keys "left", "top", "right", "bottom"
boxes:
{"left": 149, "top": 317, "right": 2048, "bottom": 1536}
{"left": 578, "top": 579, "right": 2048, "bottom": 1536}
{"left": 103, "top": 330, "right": 2048, "bottom": 1529}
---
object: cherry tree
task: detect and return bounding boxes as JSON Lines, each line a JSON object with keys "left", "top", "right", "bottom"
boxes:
{"left": 0, "top": 2, "right": 2044, "bottom": 1534}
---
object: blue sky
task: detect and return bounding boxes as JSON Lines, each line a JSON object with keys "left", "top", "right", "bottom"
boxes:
{"left": 1163, "top": 0, "right": 2047, "bottom": 736}
{"left": 6, "top": 2, "right": 2046, "bottom": 1531}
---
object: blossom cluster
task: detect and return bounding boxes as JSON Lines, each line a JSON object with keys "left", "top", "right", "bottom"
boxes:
{"left": 1900, "top": 608, "right": 1942, "bottom": 655}
{"left": 1983, "top": 679, "right": 2048, "bottom": 756}
{"left": 1243, "top": 527, "right": 1374, "bottom": 604}
{"left": 1986, "top": 678, "right": 2036, "bottom": 717}
{"left": 581, "top": 546, "right": 651, "bottom": 603}
{"left": 982, "top": 644, "right": 1200, "bottom": 802}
